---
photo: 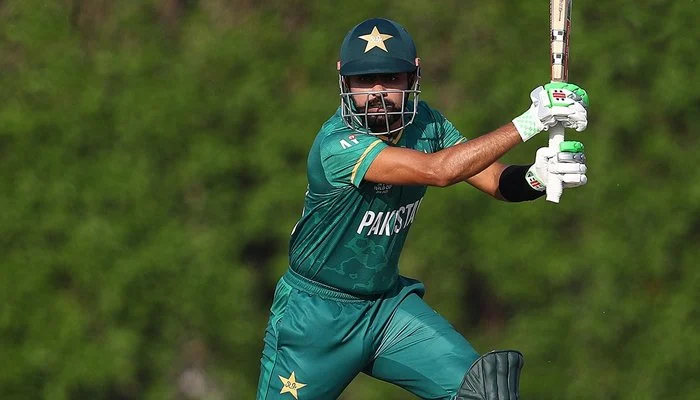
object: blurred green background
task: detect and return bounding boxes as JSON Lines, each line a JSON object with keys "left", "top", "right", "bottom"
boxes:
{"left": 1, "top": 1, "right": 699, "bottom": 399}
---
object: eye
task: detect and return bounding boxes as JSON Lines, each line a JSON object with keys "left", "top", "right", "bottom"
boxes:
{"left": 379, "top": 73, "right": 403, "bottom": 85}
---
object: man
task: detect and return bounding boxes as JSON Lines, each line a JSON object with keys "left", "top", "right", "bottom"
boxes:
{"left": 257, "top": 17, "right": 588, "bottom": 400}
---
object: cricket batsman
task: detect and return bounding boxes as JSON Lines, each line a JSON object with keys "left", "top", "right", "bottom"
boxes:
{"left": 257, "top": 17, "right": 589, "bottom": 400}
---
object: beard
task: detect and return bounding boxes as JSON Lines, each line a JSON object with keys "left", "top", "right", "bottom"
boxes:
{"left": 362, "top": 99, "right": 402, "bottom": 132}
{"left": 366, "top": 113, "right": 402, "bottom": 132}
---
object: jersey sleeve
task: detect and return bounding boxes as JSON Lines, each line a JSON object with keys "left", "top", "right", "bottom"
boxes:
{"left": 320, "top": 132, "right": 388, "bottom": 188}
{"left": 430, "top": 107, "right": 468, "bottom": 150}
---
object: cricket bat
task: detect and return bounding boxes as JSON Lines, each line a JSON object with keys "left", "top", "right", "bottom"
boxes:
{"left": 547, "top": 0, "right": 573, "bottom": 203}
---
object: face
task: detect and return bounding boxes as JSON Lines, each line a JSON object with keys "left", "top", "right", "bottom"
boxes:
{"left": 346, "top": 73, "right": 410, "bottom": 133}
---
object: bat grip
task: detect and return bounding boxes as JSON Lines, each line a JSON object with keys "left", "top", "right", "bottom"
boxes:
{"left": 546, "top": 123, "right": 565, "bottom": 203}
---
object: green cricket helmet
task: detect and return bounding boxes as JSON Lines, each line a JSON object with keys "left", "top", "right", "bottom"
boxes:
{"left": 338, "top": 18, "right": 421, "bottom": 135}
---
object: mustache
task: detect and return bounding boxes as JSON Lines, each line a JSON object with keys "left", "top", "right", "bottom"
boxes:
{"left": 364, "top": 99, "right": 398, "bottom": 110}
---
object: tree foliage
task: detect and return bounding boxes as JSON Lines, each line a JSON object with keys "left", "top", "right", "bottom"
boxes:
{"left": 1, "top": 1, "right": 698, "bottom": 399}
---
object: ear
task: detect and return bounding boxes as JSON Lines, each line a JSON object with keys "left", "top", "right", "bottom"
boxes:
{"left": 337, "top": 60, "right": 341, "bottom": 71}
{"left": 415, "top": 57, "right": 421, "bottom": 67}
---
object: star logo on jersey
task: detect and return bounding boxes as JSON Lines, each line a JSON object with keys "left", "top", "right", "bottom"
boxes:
{"left": 279, "top": 372, "right": 306, "bottom": 399}
{"left": 358, "top": 26, "right": 393, "bottom": 53}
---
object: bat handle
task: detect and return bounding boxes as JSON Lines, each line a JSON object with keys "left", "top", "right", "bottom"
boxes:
{"left": 546, "top": 123, "right": 565, "bottom": 203}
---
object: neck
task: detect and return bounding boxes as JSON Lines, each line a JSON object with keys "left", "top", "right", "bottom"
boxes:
{"left": 377, "top": 118, "right": 405, "bottom": 142}
{"left": 379, "top": 127, "right": 403, "bottom": 144}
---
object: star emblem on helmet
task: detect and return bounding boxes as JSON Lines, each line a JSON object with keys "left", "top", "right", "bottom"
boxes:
{"left": 358, "top": 26, "right": 393, "bottom": 53}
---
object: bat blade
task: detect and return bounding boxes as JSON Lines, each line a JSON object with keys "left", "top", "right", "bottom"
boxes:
{"left": 550, "top": 0, "right": 572, "bottom": 83}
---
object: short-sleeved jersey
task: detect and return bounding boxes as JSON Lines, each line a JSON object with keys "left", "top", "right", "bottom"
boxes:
{"left": 289, "top": 101, "right": 467, "bottom": 295}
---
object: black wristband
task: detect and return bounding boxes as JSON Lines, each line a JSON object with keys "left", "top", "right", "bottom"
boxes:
{"left": 498, "top": 165, "right": 545, "bottom": 202}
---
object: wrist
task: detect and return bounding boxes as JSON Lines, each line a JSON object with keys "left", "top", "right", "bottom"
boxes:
{"left": 525, "top": 165, "right": 546, "bottom": 192}
{"left": 498, "top": 165, "right": 545, "bottom": 202}
{"left": 512, "top": 107, "right": 543, "bottom": 142}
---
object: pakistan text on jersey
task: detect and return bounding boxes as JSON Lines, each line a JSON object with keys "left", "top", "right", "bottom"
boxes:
{"left": 356, "top": 198, "right": 423, "bottom": 236}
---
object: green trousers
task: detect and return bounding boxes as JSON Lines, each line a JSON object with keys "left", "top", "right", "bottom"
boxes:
{"left": 257, "top": 269, "right": 479, "bottom": 400}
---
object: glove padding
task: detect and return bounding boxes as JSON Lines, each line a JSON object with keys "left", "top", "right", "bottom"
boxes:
{"left": 513, "top": 82, "right": 589, "bottom": 141}
{"left": 527, "top": 141, "right": 587, "bottom": 190}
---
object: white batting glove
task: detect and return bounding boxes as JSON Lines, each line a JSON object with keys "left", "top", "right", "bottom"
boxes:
{"left": 512, "top": 82, "right": 589, "bottom": 141}
{"left": 526, "top": 141, "right": 587, "bottom": 191}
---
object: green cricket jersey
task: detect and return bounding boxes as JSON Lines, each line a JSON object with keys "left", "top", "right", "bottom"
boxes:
{"left": 289, "top": 101, "right": 467, "bottom": 295}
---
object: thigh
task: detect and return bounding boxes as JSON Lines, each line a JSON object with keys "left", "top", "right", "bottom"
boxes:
{"left": 366, "top": 292, "right": 479, "bottom": 400}
{"left": 257, "top": 280, "right": 370, "bottom": 400}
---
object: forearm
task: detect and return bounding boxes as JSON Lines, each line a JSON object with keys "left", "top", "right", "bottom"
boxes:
{"left": 432, "top": 122, "right": 522, "bottom": 187}
{"left": 365, "top": 83, "right": 588, "bottom": 188}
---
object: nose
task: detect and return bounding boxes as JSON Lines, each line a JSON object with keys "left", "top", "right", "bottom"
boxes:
{"left": 371, "top": 82, "right": 387, "bottom": 95}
